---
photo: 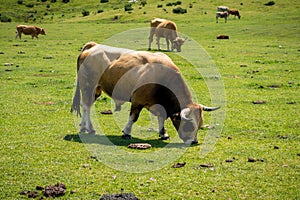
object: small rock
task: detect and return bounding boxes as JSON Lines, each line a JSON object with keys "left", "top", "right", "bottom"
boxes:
{"left": 268, "top": 84, "right": 280, "bottom": 88}
{"left": 101, "top": 110, "right": 113, "bottom": 114}
{"left": 20, "top": 190, "right": 27, "bottom": 195}
{"left": 286, "top": 101, "right": 296, "bottom": 104}
{"left": 43, "top": 56, "right": 54, "bottom": 59}
{"left": 278, "top": 135, "right": 288, "bottom": 139}
{"left": 36, "top": 186, "right": 44, "bottom": 190}
{"left": 252, "top": 100, "right": 266, "bottom": 104}
{"left": 200, "top": 164, "right": 213, "bottom": 168}
{"left": 83, "top": 163, "right": 89, "bottom": 168}
{"left": 128, "top": 143, "right": 151, "bottom": 149}
{"left": 100, "top": 193, "right": 138, "bottom": 200}
{"left": 28, "top": 191, "right": 38, "bottom": 198}
{"left": 172, "top": 162, "right": 186, "bottom": 168}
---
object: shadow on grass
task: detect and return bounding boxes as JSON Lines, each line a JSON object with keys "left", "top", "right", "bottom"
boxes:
{"left": 64, "top": 133, "right": 198, "bottom": 149}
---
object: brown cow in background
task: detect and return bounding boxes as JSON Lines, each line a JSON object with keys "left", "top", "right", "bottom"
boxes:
{"left": 148, "top": 18, "right": 185, "bottom": 52}
{"left": 15, "top": 25, "right": 46, "bottom": 39}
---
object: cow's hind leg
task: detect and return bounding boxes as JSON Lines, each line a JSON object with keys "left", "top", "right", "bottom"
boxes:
{"left": 122, "top": 104, "right": 143, "bottom": 139}
{"left": 80, "top": 86, "right": 97, "bottom": 134}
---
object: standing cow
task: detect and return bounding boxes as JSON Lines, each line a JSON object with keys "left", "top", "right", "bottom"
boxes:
{"left": 228, "top": 9, "right": 241, "bottom": 19}
{"left": 216, "top": 6, "right": 229, "bottom": 23}
{"left": 71, "top": 42, "right": 220, "bottom": 144}
{"left": 148, "top": 18, "right": 185, "bottom": 52}
{"left": 15, "top": 25, "right": 46, "bottom": 39}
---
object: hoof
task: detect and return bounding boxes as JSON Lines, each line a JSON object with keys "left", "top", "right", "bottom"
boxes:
{"left": 122, "top": 134, "right": 132, "bottom": 140}
{"left": 88, "top": 130, "right": 96, "bottom": 135}
{"left": 191, "top": 140, "right": 198, "bottom": 145}
{"left": 159, "top": 136, "right": 170, "bottom": 140}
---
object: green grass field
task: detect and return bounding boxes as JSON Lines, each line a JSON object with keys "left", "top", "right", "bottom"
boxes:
{"left": 0, "top": 0, "right": 299, "bottom": 199}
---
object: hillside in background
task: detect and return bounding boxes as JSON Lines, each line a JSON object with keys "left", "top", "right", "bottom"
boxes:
{"left": 1, "top": 0, "right": 299, "bottom": 24}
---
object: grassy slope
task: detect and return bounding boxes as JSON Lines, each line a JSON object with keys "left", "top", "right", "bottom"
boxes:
{"left": 0, "top": 0, "right": 299, "bottom": 199}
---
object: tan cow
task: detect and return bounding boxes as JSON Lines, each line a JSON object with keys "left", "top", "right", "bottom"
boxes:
{"left": 15, "top": 25, "right": 46, "bottom": 39}
{"left": 72, "top": 42, "right": 220, "bottom": 144}
{"left": 148, "top": 18, "right": 185, "bottom": 52}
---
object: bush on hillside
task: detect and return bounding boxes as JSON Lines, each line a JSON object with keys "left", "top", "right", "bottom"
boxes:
{"left": 82, "top": 10, "right": 90, "bottom": 16}
{"left": 124, "top": 3, "right": 133, "bottom": 11}
{"left": 17, "top": 0, "right": 23, "bottom": 4}
{"left": 140, "top": 0, "right": 147, "bottom": 7}
{"left": 0, "top": 15, "right": 12, "bottom": 22}
{"left": 26, "top": 3, "right": 34, "bottom": 7}
{"left": 173, "top": 7, "right": 186, "bottom": 14}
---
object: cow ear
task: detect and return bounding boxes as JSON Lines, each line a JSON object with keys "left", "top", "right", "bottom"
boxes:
{"left": 171, "top": 113, "right": 180, "bottom": 120}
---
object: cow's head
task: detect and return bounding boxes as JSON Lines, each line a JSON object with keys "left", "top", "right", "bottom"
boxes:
{"left": 39, "top": 28, "right": 46, "bottom": 35}
{"left": 171, "top": 104, "right": 202, "bottom": 144}
{"left": 172, "top": 37, "right": 185, "bottom": 52}
{"left": 171, "top": 104, "right": 220, "bottom": 144}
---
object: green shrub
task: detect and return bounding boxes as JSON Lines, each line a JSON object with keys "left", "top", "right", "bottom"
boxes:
{"left": 0, "top": 15, "right": 12, "bottom": 22}
{"left": 97, "top": 9, "right": 104, "bottom": 13}
{"left": 82, "top": 10, "right": 90, "bottom": 16}
{"left": 124, "top": 3, "right": 133, "bottom": 11}
{"left": 140, "top": 0, "right": 147, "bottom": 7}
{"left": 17, "top": 0, "right": 23, "bottom": 4}
{"left": 157, "top": 4, "right": 162, "bottom": 8}
{"left": 100, "top": 0, "right": 109, "bottom": 3}
{"left": 62, "top": 0, "right": 69, "bottom": 3}
{"left": 172, "top": 7, "right": 186, "bottom": 14}
{"left": 26, "top": 3, "right": 34, "bottom": 7}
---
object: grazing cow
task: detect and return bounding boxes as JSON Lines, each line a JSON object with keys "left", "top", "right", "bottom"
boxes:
{"left": 216, "top": 11, "right": 228, "bottom": 23}
{"left": 15, "top": 25, "right": 46, "bottom": 39}
{"left": 71, "top": 42, "right": 220, "bottom": 144}
{"left": 228, "top": 9, "right": 241, "bottom": 19}
{"left": 148, "top": 18, "right": 185, "bottom": 52}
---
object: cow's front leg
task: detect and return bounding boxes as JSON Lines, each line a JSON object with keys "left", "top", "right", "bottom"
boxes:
{"left": 158, "top": 116, "right": 170, "bottom": 140}
{"left": 122, "top": 105, "right": 142, "bottom": 139}
{"left": 156, "top": 36, "right": 161, "bottom": 51}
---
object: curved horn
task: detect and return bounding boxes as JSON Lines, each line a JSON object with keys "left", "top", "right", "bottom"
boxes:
{"left": 180, "top": 108, "right": 192, "bottom": 121}
{"left": 201, "top": 105, "right": 221, "bottom": 112}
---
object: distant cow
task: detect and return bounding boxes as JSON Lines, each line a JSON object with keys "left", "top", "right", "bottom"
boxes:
{"left": 217, "top": 34, "right": 229, "bottom": 39}
{"left": 216, "top": 11, "right": 228, "bottom": 23}
{"left": 15, "top": 25, "right": 46, "bottom": 39}
{"left": 228, "top": 9, "right": 241, "bottom": 19}
{"left": 72, "top": 42, "right": 220, "bottom": 144}
{"left": 148, "top": 18, "right": 185, "bottom": 52}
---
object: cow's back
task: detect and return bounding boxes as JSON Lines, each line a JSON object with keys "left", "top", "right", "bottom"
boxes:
{"left": 99, "top": 51, "right": 191, "bottom": 108}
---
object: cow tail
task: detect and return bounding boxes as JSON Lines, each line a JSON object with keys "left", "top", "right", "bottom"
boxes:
{"left": 71, "top": 56, "right": 82, "bottom": 117}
